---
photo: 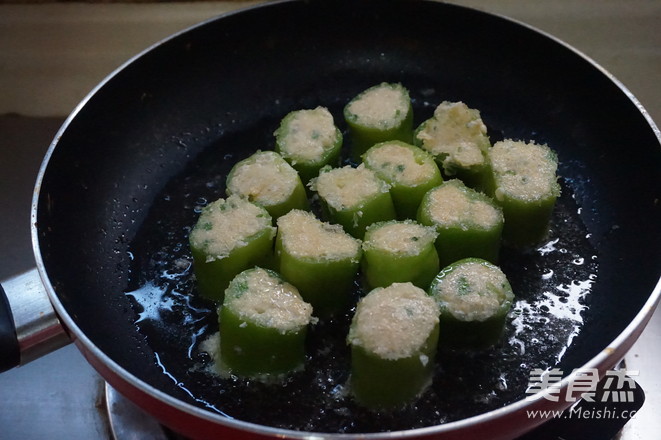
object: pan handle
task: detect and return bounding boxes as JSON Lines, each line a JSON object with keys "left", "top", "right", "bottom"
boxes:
{"left": 0, "top": 268, "right": 70, "bottom": 372}
{"left": 0, "top": 283, "right": 19, "bottom": 371}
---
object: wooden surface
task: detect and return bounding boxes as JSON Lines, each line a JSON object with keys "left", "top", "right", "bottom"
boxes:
{"left": 0, "top": 0, "right": 659, "bottom": 124}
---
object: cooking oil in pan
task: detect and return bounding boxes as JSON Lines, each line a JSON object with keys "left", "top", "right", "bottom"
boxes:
{"left": 123, "top": 131, "right": 598, "bottom": 432}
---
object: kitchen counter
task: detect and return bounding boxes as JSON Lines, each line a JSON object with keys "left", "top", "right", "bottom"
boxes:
{"left": 0, "top": 1, "right": 659, "bottom": 439}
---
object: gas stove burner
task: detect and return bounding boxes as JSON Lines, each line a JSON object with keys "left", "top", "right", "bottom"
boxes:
{"left": 105, "top": 383, "right": 171, "bottom": 440}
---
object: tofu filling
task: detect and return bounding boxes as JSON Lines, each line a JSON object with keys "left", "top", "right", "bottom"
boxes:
{"left": 490, "top": 139, "right": 558, "bottom": 202}
{"left": 277, "top": 210, "right": 361, "bottom": 260}
{"left": 189, "top": 195, "right": 273, "bottom": 262}
{"left": 278, "top": 107, "right": 338, "bottom": 163}
{"left": 346, "top": 84, "right": 409, "bottom": 129}
{"left": 432, "top": 261, "right": 511, "bottom": 321}
{"left": 227, "top": 268, "right": 313, "bottom": 332}
{"left": 425, "top": 181, "right": 501, "bottom": 229}
{"left": 364, "top": 142, "right": 436, "bottom": 186}
{"left": 364, "top": 221, "right": 437, "bottom": 256}
{"left": 349, "top": 283, "right": 439, "bottom": 360}
{"left": 228, "top": 151, "right": 299, "bottom": 204}
{"left": 416, "top": 101, "right": 489, "bottom": 170}
{"left": 312, "top": 164, "right": 389, "bottom": 210}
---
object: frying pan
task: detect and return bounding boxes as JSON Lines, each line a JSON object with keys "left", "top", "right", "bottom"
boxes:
{"left": 1, "top": 0, "right": 660, "bottom": 438}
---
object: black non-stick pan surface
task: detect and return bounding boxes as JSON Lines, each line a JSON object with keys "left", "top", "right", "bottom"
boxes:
{"left": 34, "top": 0, "right": 661, "bottom": 435}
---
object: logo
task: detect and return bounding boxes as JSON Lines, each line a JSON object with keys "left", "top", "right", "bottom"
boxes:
{"left": 525, "top": 368, "right": 641, "bottom": 421}
{"left": 526, "top": 367, "right": 638, "bottom": 403}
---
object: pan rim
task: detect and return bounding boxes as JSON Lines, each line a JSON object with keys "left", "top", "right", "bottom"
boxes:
{"left": 29, "top": 0, "right": 661, "bottom": 437}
